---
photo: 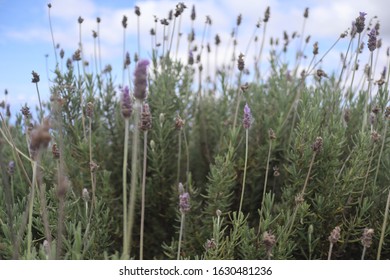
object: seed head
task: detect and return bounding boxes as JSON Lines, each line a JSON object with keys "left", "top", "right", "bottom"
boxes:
{"left": 329, "top": 226, "right": 341, "bottom": 245}
{"left": 7, "top": 161, "right": 15, "bottom": 176}
{"left": 191, "top": 5, "right": 196, "bottom": 20}
{"left": 175, "top": 114, "right": 185, "bottom": 130}
{"left": 215, "top": 34, "right": 221, "bottom": 46}
{"left": 269, "top": 128, "right": 276, "bottom": 140}
{"left": 371, "top": 130, "right": 380, "bottom": 142}
{"left": 78, "top": 16, "right": 84, "bottom": 24}
{"left": 82, "top": 188, "right": 90, "bottom": 202}
{"left": 124, "top": 52, "right": 131, "bottom": 69}
{"left": 312, "top": 136, "right": 323, "bottom": 153}
{"left": 367, "top": 28, "right": 377, "bottom": 52}
{"left": 72, "top": 49, "right": 81, "bottom": 61}
{"left": 361, "top": 228, "right": 374, "bottom": 248}
{"left": 29, "top": 119, "right": 51, "bottom": 160}
{"left": 97, "top": 17, "right": 101, "bottom": 23}
{"left": 303, "top": 7, "right": 309, "bottom": 18}
{"left": 139, "top": 103, "right": 152, "bottom": 131}
{"left": 237, "top": 14, "right": 242, "bottom": 26}
{"left": 263, "top": 231, "right": 276, "bottom": 258}
{"left": 52, "top": 143, "right": 60, "bottom": 159}
{"left": 31, "top": 71, "right": 40, "bottom": 83}
{"left": 122, "top": 15, "right": 128, "bottom": 28}
{"left": 237, "top": 53, "right": 245, "bottom": 71}
{"left": 135, "top": 6, "right": 141, "bottom": 16}
{"left": 48, "top": 3, "right": 52, "bottom": 8}
{"left": 133, "top": 59, "right": 150, "bottom": 100}
{"left": 313, "top": 42, "right": 319, "bottom": 55}
{"left": 264, "top": 6, "right": 270, "bottom": 22}
{"left": 243, "top": 103, "right": 252, "bottom": 129}
{"left": 355, "top": 12, "right": 367, "bottom": 34}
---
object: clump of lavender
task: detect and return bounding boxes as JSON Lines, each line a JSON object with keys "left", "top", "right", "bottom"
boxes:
{"left": 133, "top": 60, "right": 150, "bottom": 100}
{"left": 361, "top": 228, "right": 374, "bottom": 259}
{"left": 177, "top": 183, "right": 190, "bottom": 259}
{"left": 328, "top": 226, "right": 341, "bottom": 260}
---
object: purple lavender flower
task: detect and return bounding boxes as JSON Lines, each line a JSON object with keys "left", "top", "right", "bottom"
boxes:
{"left": 243, "top": 103, "right": 252, "bottom": 129}
{"left": 367, "top": 28, "right": 377, "bottom": 52}
{"left": 121, "top": 86, "right": 132, "bottom": 118}
{"left": 355, "top": 12, "right": 367, "bottom": 34}
{"left": 133, "top": 59, "right": 150, "bottom": 100}
{"left": 179, "top": 192, "right": 190, "bottom": 214}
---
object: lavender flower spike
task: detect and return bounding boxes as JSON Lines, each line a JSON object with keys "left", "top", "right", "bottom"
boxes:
{"left": 243, "top": 103, "right": 252, "bottom": 129}
{"left": 367, "top": 28, "right": 377, "bottom": 52}
{"left": 355, "top": 12, "right": 367, "bottom": 34}
{"left": 121, "top": 86, "right": 132, "bottom": 118}
{"left": 133, "top": 59, "right": 150, "bottom": 100}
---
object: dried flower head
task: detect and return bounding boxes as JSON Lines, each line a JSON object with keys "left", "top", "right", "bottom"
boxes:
{"left": 120, "top": 86, "right": 132, "bottom": 118}
{"left": 29, "top": 119, "right": 51, "bottom": 160}
{"left": 273, "top": 166, "right": 280, "bottom": 177}
{"left": 134, "top": 6, "right": 141, "bottom": 16}
{"left": 97, "top": 17, "right": 101, "bottom": 23}
{"left": 367, "top": 28, "right": 377, "bottom": 52}
{"left": 191, "top": 5, "right": 196, "bottom": 21}
{"left": 72, "top": 49, "right": 81, "bottom": 61}
{"left": 90, "top": 161, "right": 99, "bottom": 173}
{"left": 313, "top": 42, "right": 319, "bottom": 55}
{"left": 175, "top": 114, "right": 185, "bottom": 130}
{"left": 264, "top": 6, "right": 270, "bottom": 22}
{"left": 86, "top": 102, "right": 94, "bottom": 118}
{"left": 237, "top": 53, "right": 245, "bottom": 71}
{"left": 371, "top": 130, "right": 380, "bottom": 142}
{"left": 78, "top": 16, "right": 84, "bottom": 24}
{"left": 82, "top": 188, "right": 90, "bottom": 202}
{"left": 355, "top": 12, "right": 367, "bottom": 34}
{"left": 243, "top": 103, "right": 252, "bottom": 129}
{"left": 312, "top": 136, "right": 323, "bottom": 153}
{"left": 31, "top": 71, "right": 40, "bottom": 83}
{"left": 48, "top": 3, "right": 52, "bottom": 8}
{"left": 303, "top": 7, "right": 309, "bottom": 18}
{"left": 328, "top": 226, "right": 341, "bottom": 245}
{"left": 133, "top": 59, "right": 150, "bottom": 100}
{"left": 124, "top": 52, "right": 131, "bottom": 69}
{"left": 215, "top": 34, "right": 221, "bottom": 46}
{"left": 263, "top": 231, "right": 276, "bottom": 257}
{"left": 269, "top": 128, "right": 276, "bottom": 140}
{"left": 122, "top": 15, "right": 128, "bottom": 28}
{"left": 237, "top": 14, "right": 242, "bottom": 26}
{"left": 361, "top": 228, "right": 374, "bottom": 248}
{"left": 7, "top": 161, "right": 15, "bottom": 176}
{"left": 139, "top": 103, "right": 152, "bottom": 131}
{"left": 52, "top": 143, "right": 60, "bottom": 159}
{"left": 216, "top": 209, "right": 222, "bottom": 217}
{"left": 205, "top": 238, "right": 216, "bottom": 250}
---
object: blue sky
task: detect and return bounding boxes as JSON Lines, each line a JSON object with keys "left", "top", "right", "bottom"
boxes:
{"left": 0, "top": 0, "right": 389, "bottom": 118}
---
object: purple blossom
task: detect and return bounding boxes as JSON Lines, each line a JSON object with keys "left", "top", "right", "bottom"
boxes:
{"left": 367, "top": 28, "right": 377, "bottom": 52}
{"left": 133, "top": 59, "right": 150, "bottom": 100}
{"left": 355, "top": 12, "right": 367, "bottom": 34}
{"left": 179, "top": 192, "right": 190, "bottom": 213}
{"left": 243, "top": 103, "right": 252, "bottom": 129}
{"left": 121, "top": 86, "right": 132, "bottom": 118}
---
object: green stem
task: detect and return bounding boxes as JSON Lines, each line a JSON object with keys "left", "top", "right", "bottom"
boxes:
{"left": 177, "top": 212, "right": 185, "bottom": 260}
{"left": 140, "top": 131, "right": 148, "bottom": 260}
{"left": 377, "top": 187, "right": 390, "bottom": 260}
{"left": 239, "top": 129, "right": 249, "bottom": 213}
{"left": 127, "top": 100, "right": 141, "bottom": 257}
{"left": 177, "top": 129, "right": 182, "bottom": 183}
{"left": 27, "top": 159, "right": 39, "bottom": 259}
{"left": 122, "top": 118, "right": 129, "bottom": 258}
{"left": 327, "top": 243, "right": 333, "bottom": 260}
{"left": 374, "top": 120, "right": 388, "bottom": 185}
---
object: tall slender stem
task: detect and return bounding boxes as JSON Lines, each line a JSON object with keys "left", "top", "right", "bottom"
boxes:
{"left": 377, "top": 187, "right": 390, "bottom": 260}
{"left": 239, "top": 129, "right": 249, "bottom": 213}
{"left": 122, "top": 118, "right": 129, "bottom": 257}
{"left": 140, "top": 131, "right": 148, "bottom": 260}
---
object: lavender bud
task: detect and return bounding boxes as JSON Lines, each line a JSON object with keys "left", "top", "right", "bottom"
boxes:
{"left": 122, "top": 15, "right": 128, "bottom": 28}
{"left": 237, "top": 53, "right": 245, "bottom": 71}
{"left": 328, "top": 226, "right": 341, "bottom": 245}
{"left": 312, "top": 137, "right": 323, "bottom": 153}
{"left": 139, "top": 103, "right": 152, "bottom": 131}
{"left": 263, "top": 231, "right": 276, "bottom": 258}
{"left": 120, "top": 86, "right": 132, "bottom": 118}
{"left": 133, "top": 59, "right": 150, "bottom": 100}
{"left": 179, "top": 192, "right": 190, "bottom": 213}
{"left": 243, "top": 103, "right": 252, "bottom": 129}
{"left": 264, "top": 6, "right": 270, "bottom": 22}
{"left": 361, "top": 228, "right": 374, "bottom": 248}
{"left": 82, "top": 188, "right": 90, "bottom": 202}
{"left": 205, "top": 238, "right": 216, "bottom": 250}
{"left": 7, "top": 161, "right": 15, "bottom": 176}
{"left": 355, "top": 12, "right": 367, "bottom": 34}
{"left": 31, "top": 71, "right": 40, "bottom": 83}
{"left": 367, "top": 28, "right": 377, "bottom": 52}
{"left": 134, "top": 6, "right": 141, "bottom": 16}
